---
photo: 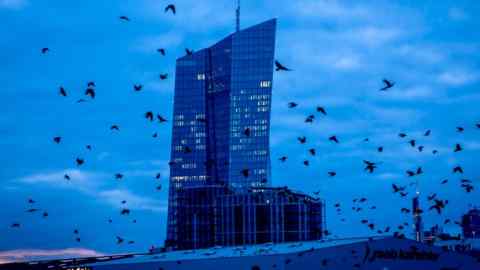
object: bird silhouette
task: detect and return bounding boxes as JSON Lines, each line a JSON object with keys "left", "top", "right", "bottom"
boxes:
{"left": 157, "top": 115, "right": 168, "bottom": 123}
{"left": 28, "top": 198, "right": 35, "bottom": 204}
{"left": 418, "top": 146, "right": 424, "bottom": 152}
{"left": 363, "top": 160, "right": 378, "bottom": 173}
{"left": 329, "top": 135, "right": 339, "bottom": 143}
{"left": 279, "top": 156, "right": 287, "bottom": 162}
{"left": 119, "top": 16, "right": 130, "bottom": 21}
{"left": 316, "top": 106, "right": 327, "bottom": 115}
{"left": 275, "top": 60, "right": 291, "bottom": 71}
{"left": 165, "top": 4, "right": 176, "bottom": 14}
{"left": 87, "top": 81, "right": 95, "bottom": 87}
{"left": 159, "top": 73, "right": 168, "bottom": 80}
{"left": 377, "top": 146, "right": 383, "bottom": 152}
{"left": 456, "top": 127, "right": 464, "bottom": 132}
{"left": 409, "top": 139, "right": 416, "bottom": 147}
{"left": 305, "top": 115, "right": 314, "bottom": 123}
{"left": 42, "top": 211, "right": 48, "bottom": 218}
{"left": 10, "top": 223, "right": 20, "bottom": 228}
{"left": 185, "top": 48, "right": 194, "bottom": 56}
{"left": 453, "top": 166, "right": 463, "bottom": 174}
{"left": 145, "top": 111, "right": 154, "bottom": 121}
{"left": 429, "top": 199, "right": 447, "bottom": 214}
{"left": 392, "top": 184, "right": 405, "bottom": 193}
{"left": 64, "top": 174, "right": 71, "bottom": 180}
{"left": 134, "top": 84, "right": 143, "bottom": 91}
{"left": 76, "top": 158, "right": 84, "bottom": 166}
{"left": 115, "top": 173, "right": 123, "bottom": 180}
{"left": 309, "top": 148, "right": 316, "bottom": 156}
{"left": 86, "top": 145, "right": 92, "bottom": 150}
{"left": 441, "top": 179, "right": 448, "bottom": 184}
{"left": 59, "top": 87, "right": 67, "bottom": 97}
{"left": 76, "top": 98, "right": 87, "bottom": 103}
{"left": 244, "top": 128, "right": 251, "bottom": 136}
{"left": 380, "top": 79, "right": 395, "bottom": 91}
{"left": 454, "top": 143, "right": 463, "bottom": 152}
{"left": 156, "top": 173, "right": 161, "bottom": 179}
{"left": 53, "top": 136, "right": 61, "bottom": 144}
{"left": 287, "top": 102, "right": 297, "bottom": 108}
{"left": 120, "top": 208, "right": 130, "bottom": 215}
{"left": 424, "top": 130, "right": 431, "bottom": 136}
{"left": 157, "top": 48, "right": 166, "bottom": 55}
{"left": 152, "top": 132, "right": 158, "bottom": 138}
{"left": 328, "top": 171, "right": 336, "bottom": 177}
{"left": 398, "top": 133, "right": 407, "bottom": 138}
{"left": 85, "top": 88, "right": 95, "bottom": 99}
{"left": 116, "top": 236, "right": 124, "bottom": 244}
{"left": 303, "top": 160, "right": 309, "bottom": 166}
{"left": 297, "top": 136, "right": 306, "bottom": 144}
{"left": 241, "top": 169, "right": 249, "bottom": 178}
{"left": 156, "top": 184, "right": 162, "bottom": 191}
{"left": 110, "top": 125, "right": 120, "bottom": 131}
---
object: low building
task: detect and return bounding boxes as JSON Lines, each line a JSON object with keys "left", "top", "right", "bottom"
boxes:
{"left": 167, "top": 185, "right": 325, "bottom": 250}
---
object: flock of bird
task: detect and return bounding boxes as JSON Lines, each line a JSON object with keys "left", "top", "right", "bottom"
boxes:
{"left": 6, "top": 1, "right": 479, "bottom": 259}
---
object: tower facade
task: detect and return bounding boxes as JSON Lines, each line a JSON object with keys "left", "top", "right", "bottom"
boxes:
{"left": 166, "top": 19, "right": 277, "bottom": 247}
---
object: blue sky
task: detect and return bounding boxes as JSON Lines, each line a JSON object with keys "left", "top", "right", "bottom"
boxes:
{"left": 1, "top": 0, "right": 479, "bottom": 263}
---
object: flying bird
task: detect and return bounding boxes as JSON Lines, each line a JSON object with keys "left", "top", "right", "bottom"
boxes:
{"left": 134, "top": 84, "right": 143, "bottom": 91}
{"left": 297, "top": 136, "right": 306, "bottom": 144}
{"left": 328, "top": 171, "right": 336, "bottom": 177}
{"left": 159, "top": 73, "right": 168, "bottom": 80}
{"left": 309, "top": 148, "right": 316, "bottom": 156}
{"left": 64, "top": 174, "right": 71, "bottom": 180}
{"left": 86, "top": 145, "right": 92, "bottom": 150}
{"left": 456, "top": 127, "right": 464, "bottom": 132}
{"left": 110, "top": 125, "right": 120, "bottom": 131}
{"left": 87, "top": 81, "right": 95, "bottom": 87}
{"left": 380, "top": 79, "right": 395, "bottom": 91}
{"left": 157, "top": 48, "right": 166, "bottom": 55}
{"left": 303, "top": 160, "right": 310, "bottom": 166}
{"left": 287, "top": 102, "right": 297, "bottom": 108}
{"left": 279, "top": 156, "right": 287, "bottom": 162}
{"left": 59, "top": 87, "right": 67, "bottom": 97}
{"left": 85, "top": 88, "right": 95, "bottom": 99}
{"left": 120, "top": 209, "right": 130, "bottom": 215}
{"left": 398, "top": 133, "right": 407, "bottom": 138}
{"left": 157, "top": 115, "right": 168, "bottom": 123}
{"left": 329, "top": 135, "right": 339, "bottom": 143}
{"left": 454, "top": 143, "right": 463, "bottom": 152}
{"left": 115, "top": 173, "right": 123, "bottom": 180}
{"left": 156, "top": 173, "right": 161, "bottom": 179}
{"left": 241, "top": 169, "right": 249, "bottom": 178}
{"left": 316, "top": 106, "right": 327, "bottom": 115}
{"left": 275, "top": 60, "right": 291, "bottom": 71}
{"left": 145, "top": 111, "right": 154, "bottom": 121}
{"left": 453, "top": 166, "right": 463, "bottom": 174}
{"left": 41, "top": 48, "right": 49, "bottom": 54}
{"left": 165, "top": 4, "right": 176, "bottom": 14}
{"left": 185, "top": 48, "right": 194, "bottom": 56}
{"left": 305, "top": 115, "right": 314, "bottom": 123}
{"left": 424, "top": 130, "right": 431, "bottom": 136}
{"left": 53, "top": 136, "right": 61, "bottom": 144}
{"left": 119, "top": 16, "right": 130, "bottom": 21}
{"left": 116, "top": 236, "right": 124, "bottom": 244}
{"left": 392, "top": 184, "right": 405, "bottom": 193}
{"left": 76, "top": 158, "right": 84, "bottom": 166}
{"left": 10, "top": 223, "right": 20, "bottom": 228}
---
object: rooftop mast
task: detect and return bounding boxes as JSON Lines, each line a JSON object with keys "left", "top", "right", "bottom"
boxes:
{"left": 236, "top": 0, "right": 240, "bottom": 32}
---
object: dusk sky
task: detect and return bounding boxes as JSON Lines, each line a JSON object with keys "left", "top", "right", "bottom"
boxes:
{"left": 1, "top": 0, "right": 479, "bottom": 263}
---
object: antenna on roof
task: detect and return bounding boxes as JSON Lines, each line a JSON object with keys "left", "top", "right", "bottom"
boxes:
{"left": 236, "top": 0, "right": 240, "bottom": 32}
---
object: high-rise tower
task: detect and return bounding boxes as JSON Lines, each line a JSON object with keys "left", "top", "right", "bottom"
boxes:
{"left": 166, "top": 19, "right": 277, "bottom": 247}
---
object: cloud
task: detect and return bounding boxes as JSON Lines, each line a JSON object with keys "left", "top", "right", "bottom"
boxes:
{"left": 293, "top": 0, "right": 370, "bottom": 21}
{"left": 17, "top": 169, "right": 107, "bottom": 192}
{"left": 98, "top": 189, "right": 167, "bottom": 212}
{"left": 0, "top": 0, "right": 27, "bottom": 10}
{"left": 0, "top": 248, "right": 104, "bottom": 264}
{"left": 438, "top": 70, "right": 478, "bottom": 86}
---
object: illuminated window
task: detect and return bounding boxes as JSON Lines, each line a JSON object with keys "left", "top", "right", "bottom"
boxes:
{"left": 260, "top": 80, "right": 271, "bottom": 88}
{"left": 197, "top": 73, "right": 206, "bottom": 80}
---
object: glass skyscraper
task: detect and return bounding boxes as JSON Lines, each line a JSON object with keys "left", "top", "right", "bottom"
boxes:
{"left": 166, "top": 19, "right": 325, "bottom": 250}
